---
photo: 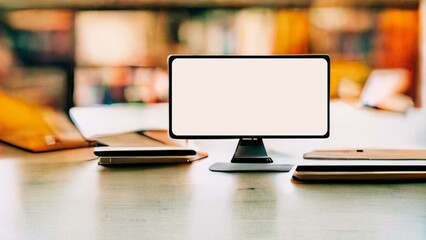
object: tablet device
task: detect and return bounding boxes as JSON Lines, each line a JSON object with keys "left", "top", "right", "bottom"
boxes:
{"left": 292, "top": 165, "right": 426, "bottom": 182}
{"left": 94, "top": 146, "right": 197, "bottom": 157}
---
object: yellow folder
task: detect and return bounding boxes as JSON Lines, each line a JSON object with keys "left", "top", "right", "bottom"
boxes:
{"left": 0, "top": 92, "right": 92, "bottom": 152}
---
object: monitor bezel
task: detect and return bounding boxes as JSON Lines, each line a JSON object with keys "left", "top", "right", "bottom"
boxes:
{"left": 168, "top": 54, "right": 330, "bottom": 139}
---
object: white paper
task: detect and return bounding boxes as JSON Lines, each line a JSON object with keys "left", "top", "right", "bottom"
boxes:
{"left": 69, "top": 103, "right": 168, "bottom": 139}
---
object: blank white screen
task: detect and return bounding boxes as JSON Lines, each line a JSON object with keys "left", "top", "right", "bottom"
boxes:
{"left": 171, "top": 57, "right": 328, "bottom": 136}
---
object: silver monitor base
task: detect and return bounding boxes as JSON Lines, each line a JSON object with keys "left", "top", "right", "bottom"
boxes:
{"left": 209, "top": 163, "right": 293, "bottom": 172}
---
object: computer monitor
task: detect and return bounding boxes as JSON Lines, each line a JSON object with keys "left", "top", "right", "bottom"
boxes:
{"left": 169, "top": 55, "right": 329, "bottom": 172}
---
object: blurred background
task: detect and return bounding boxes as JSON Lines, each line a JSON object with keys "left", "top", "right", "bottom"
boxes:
{"left": 0, "top": 0, "right": 422, "bottom": 111}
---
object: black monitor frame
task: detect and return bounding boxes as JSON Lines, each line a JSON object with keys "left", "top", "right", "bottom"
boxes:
{"left": 168, "top": 54, "right": 330, "bottom": 140}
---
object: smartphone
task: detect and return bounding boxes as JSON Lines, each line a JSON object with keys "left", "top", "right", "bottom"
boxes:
{"left": 292, "top": 165, "right": 426, "bottom": 182}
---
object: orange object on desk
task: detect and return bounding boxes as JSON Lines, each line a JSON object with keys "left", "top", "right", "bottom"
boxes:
{"left": 0, "top": 92, "right": 92, "bottom": 152}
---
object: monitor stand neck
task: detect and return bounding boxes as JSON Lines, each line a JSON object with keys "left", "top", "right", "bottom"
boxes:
{"left": 209, "top": 138, "right": 292, "bottom": 172}
{"left": 231, "top": 138, "right": 273, "bottom": 163}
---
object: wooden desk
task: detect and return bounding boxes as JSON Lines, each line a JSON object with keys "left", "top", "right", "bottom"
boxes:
{"left": 1, "top": 102, "right": 426, "bottom": 239}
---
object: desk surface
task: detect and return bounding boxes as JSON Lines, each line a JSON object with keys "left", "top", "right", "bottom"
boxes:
{"left": 1, "top": 102, "right": 426, "bottom": 240}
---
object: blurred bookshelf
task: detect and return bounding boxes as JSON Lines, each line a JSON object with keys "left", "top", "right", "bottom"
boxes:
{"left": 0, "top": 0, "right": 419, "bottom": 9}
{"left": 0, "top": 0, "right": 422, "bottom": 110}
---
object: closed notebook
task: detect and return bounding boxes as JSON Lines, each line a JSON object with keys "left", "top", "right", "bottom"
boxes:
{"left": 304, "top": 149, "right": 426, "bottom": 160}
